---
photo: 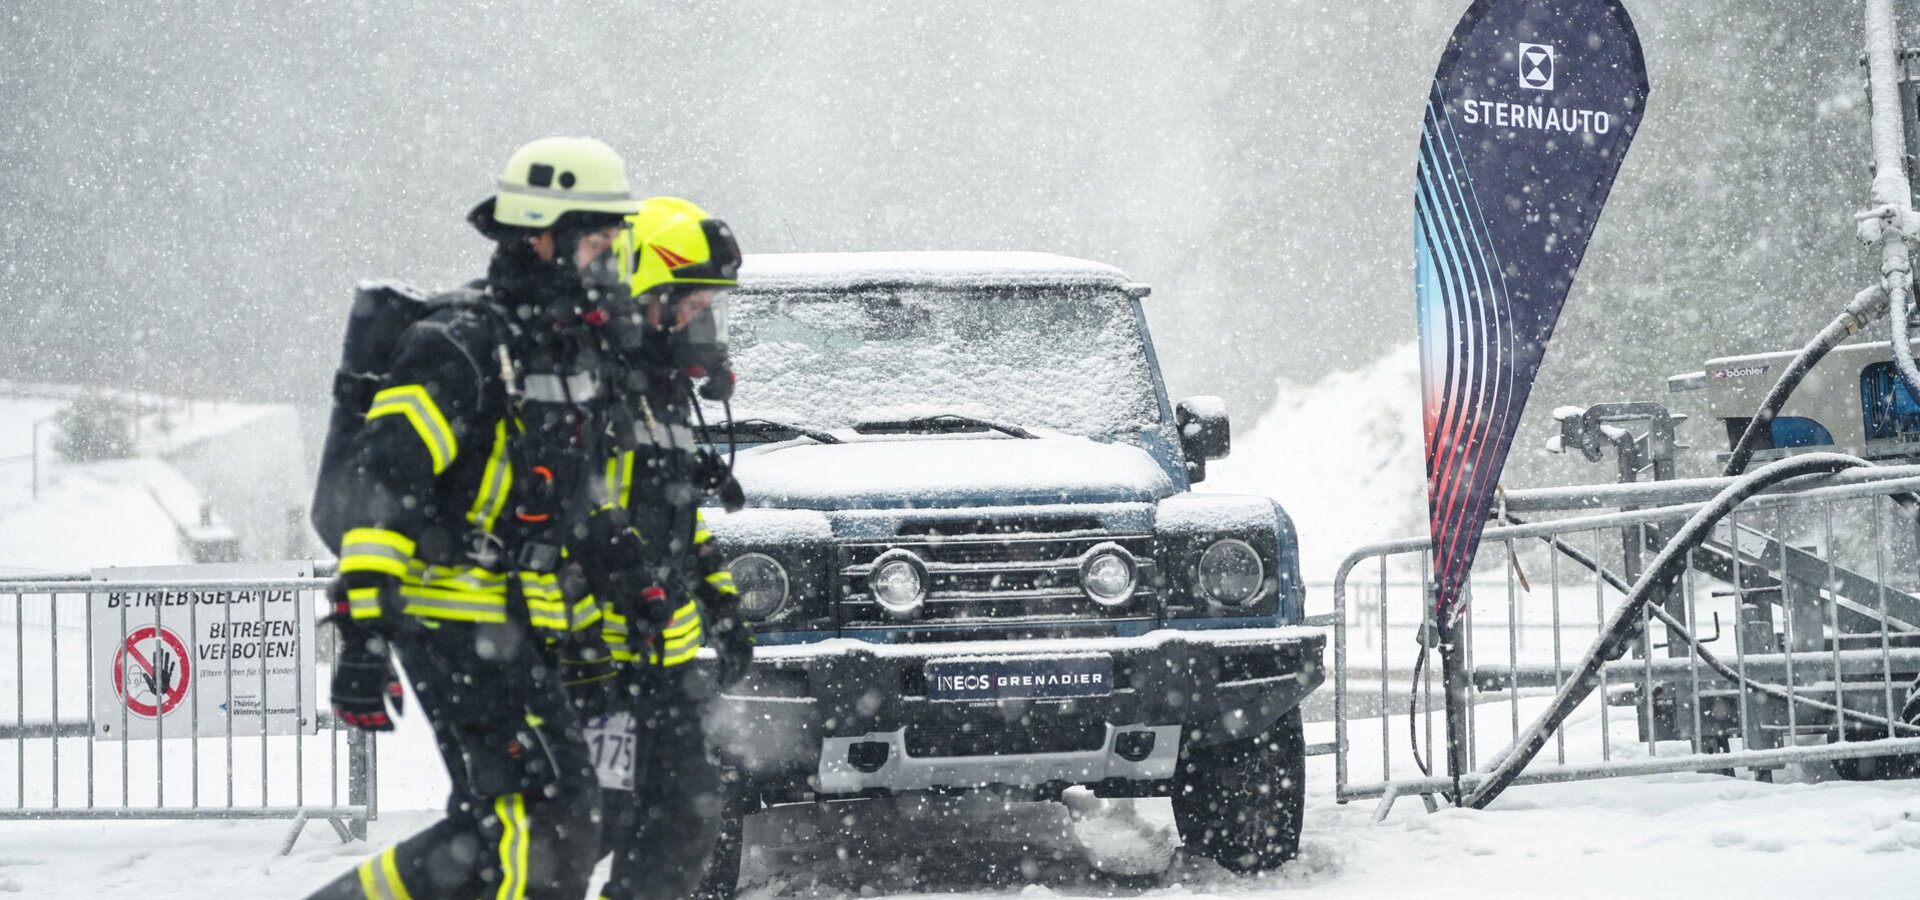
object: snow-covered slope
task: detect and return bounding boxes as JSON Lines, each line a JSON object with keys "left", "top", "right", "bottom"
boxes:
{"left": 1203, "top": 341, "right": 1427, "bottom": 588}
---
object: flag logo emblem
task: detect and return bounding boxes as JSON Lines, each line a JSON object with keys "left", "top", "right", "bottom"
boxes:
{"left": 652, "top": 244, "right": 694, "bottom": 268}
{"left": 1519, "top": 43, "right": 1555, "bottom": 90}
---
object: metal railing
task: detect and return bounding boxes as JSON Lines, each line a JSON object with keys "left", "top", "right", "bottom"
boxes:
{"left": 0, "top": 571, "right": 373, "bottom": 853}
{"left": 1332, "top": 466, "right": 1920, "bottom": 817}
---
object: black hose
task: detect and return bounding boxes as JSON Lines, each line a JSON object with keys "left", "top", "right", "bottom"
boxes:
{"left": 1464, "top": 453, "right": 1872, "bottom": 809}
{"left": 1723, "top": 286, "right": 1888, "bottom": 477}
{"left": 1522, "top": 518, "right": 1920, "bottom": 739}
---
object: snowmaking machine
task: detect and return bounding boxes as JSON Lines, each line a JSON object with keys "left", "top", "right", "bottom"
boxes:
{"left": 1338, "top": 1, "right": 1920, "bottom": 818}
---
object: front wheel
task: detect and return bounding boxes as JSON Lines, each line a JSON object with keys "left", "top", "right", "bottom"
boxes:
{"left": 1170, "top": 709, "right": 1305, "bottom": 873}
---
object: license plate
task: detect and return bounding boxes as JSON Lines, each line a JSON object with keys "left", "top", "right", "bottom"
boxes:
{"left": 582, "top": 711, "right": 636, "bottom": 791}
{"left": 926, "top": 656, "right": 1114, "bottom": 701}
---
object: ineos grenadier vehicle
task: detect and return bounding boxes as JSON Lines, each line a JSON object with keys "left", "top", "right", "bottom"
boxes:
{"left": 696, "top": 252, "right": 1324, "bottom": 888}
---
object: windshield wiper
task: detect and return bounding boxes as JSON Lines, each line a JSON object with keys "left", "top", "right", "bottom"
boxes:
{"left": 852, "top": 413, "right": 1037, "bottom": 439}
{"left": 699, "top": 417, "right": 843, "bottom": 445}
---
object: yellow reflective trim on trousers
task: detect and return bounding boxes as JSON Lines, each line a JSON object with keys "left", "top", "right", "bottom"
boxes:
{"left": 356, "top": 846, "right": 412, "bottom": 900}
{"left": 381, "top": 847, "right": 414, "bottom": 900}
{"left": 467, "top": 420, "right": 513, "bottom": 532}
{"left": 494, "top": 794, "right": 529, "bottom": 900}
{"left": 368, "top": 385, "right": 457, "bottom": 475}
{"left": 356, "top": 857, "right": 381, "bottom": 899}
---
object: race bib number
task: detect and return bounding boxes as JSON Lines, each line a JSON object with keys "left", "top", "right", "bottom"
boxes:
{"left": 582, "top": 711, "right": 636, "bottom": 791}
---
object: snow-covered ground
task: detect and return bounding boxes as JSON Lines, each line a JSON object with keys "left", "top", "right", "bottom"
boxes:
{"left": 4, "top": 750, "right": 1917, "bottom": 898}
{"left": 3, "top": 363, "right": 1919, "bottom": 897}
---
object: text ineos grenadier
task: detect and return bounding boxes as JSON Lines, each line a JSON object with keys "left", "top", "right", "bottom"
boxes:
{"left": 694, "top": 252, "right": 1324, "bottom": 889}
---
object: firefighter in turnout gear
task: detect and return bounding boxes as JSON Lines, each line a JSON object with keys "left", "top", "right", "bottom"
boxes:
{"left": 305, "top": 137, "right": 637, "bottom": 900}
{"left": 576, "top": 198, "right": 753, "bottom": 900}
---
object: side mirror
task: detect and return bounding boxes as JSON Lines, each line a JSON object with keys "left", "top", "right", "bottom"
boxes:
{"left": 1175, "top": 396, "right": 1231, "bottom": 483}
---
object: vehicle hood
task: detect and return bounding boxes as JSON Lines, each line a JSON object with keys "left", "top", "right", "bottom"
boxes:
{"left": 732, "top": 436, "right": 1177, "bottom": 510}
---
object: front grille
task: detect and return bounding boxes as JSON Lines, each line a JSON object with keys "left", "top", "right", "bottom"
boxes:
{"left": 838, "top": 532, "right": 1159, "bottom": 627}
{"left": 903, "top": 718, "right": 1108, "bottom": 757}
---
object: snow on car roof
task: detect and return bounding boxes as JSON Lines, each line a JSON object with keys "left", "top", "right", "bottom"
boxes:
{"left": 737, "top": 251, "right": 1138, "bottom": 292}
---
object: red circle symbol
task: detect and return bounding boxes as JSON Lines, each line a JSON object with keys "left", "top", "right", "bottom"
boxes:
{"left": 112, "top": 625, "right": 192, "bottom": 719}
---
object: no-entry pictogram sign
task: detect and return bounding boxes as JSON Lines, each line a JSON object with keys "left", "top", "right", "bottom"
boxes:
{"left": 112, "top": 625, "right": 192, "bottom": 718}
{"left": 89, "top": 562, "right": 318, "bottom": 740}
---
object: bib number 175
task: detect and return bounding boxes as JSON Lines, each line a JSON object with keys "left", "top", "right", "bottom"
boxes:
{"left": 582, "top": 711, "right": 636, "bottom": 791}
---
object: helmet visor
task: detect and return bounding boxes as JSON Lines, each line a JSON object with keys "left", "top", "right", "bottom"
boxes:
{"left": 680, "top": 291, "right": 730, "bottom": 346}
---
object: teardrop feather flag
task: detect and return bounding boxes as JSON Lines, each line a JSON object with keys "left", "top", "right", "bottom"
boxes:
{"left": 1416, "top": 0, "right": 1648, "bottom": 627}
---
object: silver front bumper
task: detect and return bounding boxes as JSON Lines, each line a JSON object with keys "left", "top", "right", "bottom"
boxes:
{"left": 816, "top": 723, "right": 1181, "bottom": 794}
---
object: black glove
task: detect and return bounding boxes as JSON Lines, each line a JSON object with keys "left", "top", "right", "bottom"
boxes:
{"left": 328, "top": 613, "right": 404, "bottom": 732}
{"left": 695, "top": 449, "right": 747, "bottom": 513}
{"left": 326, "top": 571, "right": 400, "bottom": 631}
{"left": 708, "top": 601, "right": 754, "bottom": 690}
{"left": 558, "top": 630, "right": 620, "bottom": 721}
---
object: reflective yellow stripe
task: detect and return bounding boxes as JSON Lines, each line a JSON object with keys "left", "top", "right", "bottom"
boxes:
{"left": 706, "top": 571, "right": 737, "bottom": 595}
{"left": 355, "top": 847, "right": 411, "bottom": 900}
{"left": 660, "top": 642, "right": 700, "bottom": 667}
{"left": 526, "top": 602, "right": 570, "bottom": 631}
{"left": 663, "top": 631, "right": 702, "bottom": 651}
{"left": 347, "top": 586, "right": 385, "bottom": 621}
{"left": 467, "top": 420, "right": 513, "bottom": 532}
{"left": 368, "top": 385, "right": 457, "bottom": 475}
{"left": 570, "top": 597, "right": 602, "bottom": 630}
{"left": 340, "top": 528, "right": 415, "bottom": 578}
{"left": 494, "top": 794, "right": 529, "bottom": 900}
{"left": 380, "top": 848, "right": 414, "bottom": 900}
{"left": 356, "top": 858, "right": 381, "bottom": 899}
{"left": 398, "top": 588, "right": 509, "bottom": 624}
{"left": 605, "top": 451, "right": 635, "bottom": 509}
{"left": 661, "top": 618, "right": 700, "bottom": 640}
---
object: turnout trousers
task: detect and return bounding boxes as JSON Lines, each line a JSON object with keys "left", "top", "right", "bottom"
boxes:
{"left": 307, "top": 620, "right": 602, "bottom": 900}
{"left": 595, "top": 667, "right": 723, "bottom": 900}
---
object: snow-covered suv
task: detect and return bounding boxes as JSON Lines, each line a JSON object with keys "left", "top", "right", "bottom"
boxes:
{"left": 697, "top": 252, "right": 1324, "bottom": 885}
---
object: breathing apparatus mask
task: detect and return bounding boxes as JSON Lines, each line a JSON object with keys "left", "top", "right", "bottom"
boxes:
{"left": 609, "top": 200, "right": 742, "bottom": 401}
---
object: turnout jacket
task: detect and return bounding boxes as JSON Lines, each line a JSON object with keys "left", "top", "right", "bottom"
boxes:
{"left": 333, "top": 294, "right": 606, "bottom": 636}
{"left": 586, "top": 369, "right": 736, "bottom": 667}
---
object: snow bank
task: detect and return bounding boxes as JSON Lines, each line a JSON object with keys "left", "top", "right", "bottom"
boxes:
{"left": 1204, "top": 341, "right": 1428, "bottom": 589}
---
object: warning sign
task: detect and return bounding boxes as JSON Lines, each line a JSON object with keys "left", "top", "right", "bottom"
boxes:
{"left": 112, "top": 625, "right": 192, "bottom": 718}
{"left": 90, "top": 561, "right": 318, "bottom": 739}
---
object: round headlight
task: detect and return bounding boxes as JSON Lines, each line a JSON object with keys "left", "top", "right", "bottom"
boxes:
{"left": 869, "top": 551, "right": 927, "bottom": 618}
{"left": 1080, "top": 549, "right": 1137, "bottom": 607}
{"left": 1197, "top": 539, "right": 1264, "bottom": 605}
{"left": 726, "top": 553, "right": 789, "bottom": 621}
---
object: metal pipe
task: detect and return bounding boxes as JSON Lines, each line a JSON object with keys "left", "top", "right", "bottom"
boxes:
{"left": 1866, "top": 0, "right": 1920, "bottom": 406}
{"left": 1348, "top": 735, "right": 1920, "bottom": 805}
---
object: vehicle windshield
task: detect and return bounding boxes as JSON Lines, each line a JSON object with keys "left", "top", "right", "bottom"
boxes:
{"left": 703, "top": 286, "right": 1162, "bottom": 437}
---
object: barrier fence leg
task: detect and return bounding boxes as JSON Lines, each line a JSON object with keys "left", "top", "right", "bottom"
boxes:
{"left": 1441, "top": 614, "right": 1472, "bottom": 806}
{"left": 347, "top": 728, "right": 372, "bottom": 842}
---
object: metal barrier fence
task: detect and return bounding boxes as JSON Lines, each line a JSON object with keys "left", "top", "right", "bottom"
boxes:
{"left": 0, "top": 570, "right": 373, "bottom": 852}
{"left": 1333, "top": 466, "right": 1920, "bottom": 816}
